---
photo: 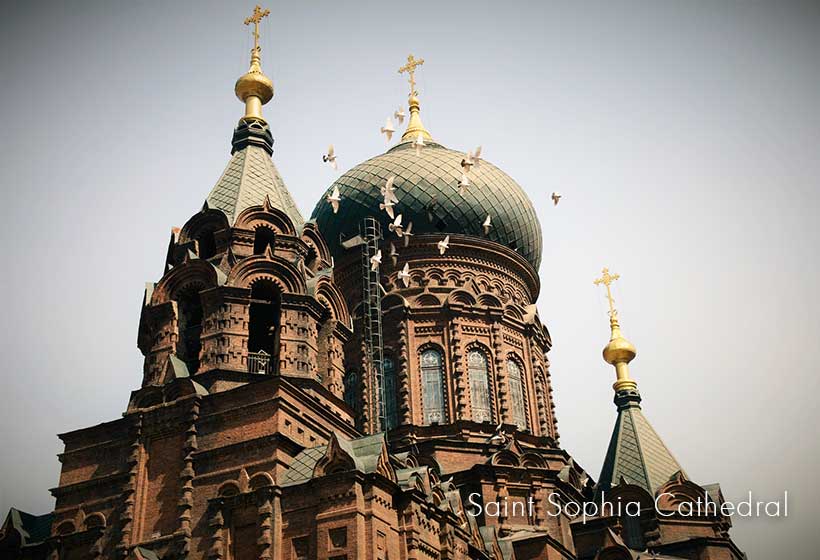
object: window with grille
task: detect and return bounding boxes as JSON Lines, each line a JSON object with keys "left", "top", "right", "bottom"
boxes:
{"left": 421, "top": 348, "right": 446, "bottom": 425}
{"left": 507, "top": 359, "right": 528, "bottom": 430}
{"left": 468, "top": 350, "right": 492, "bottom": 423}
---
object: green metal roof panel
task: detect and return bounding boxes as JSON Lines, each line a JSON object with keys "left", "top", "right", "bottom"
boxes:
{"left": 311, "top": 141, "right": 543, "bottom": 270}
{"left": 207, "top": 144, "right": 304, "bottom": 228}
{"left": 598, "top": 399, "right": 685, "bottom": 496}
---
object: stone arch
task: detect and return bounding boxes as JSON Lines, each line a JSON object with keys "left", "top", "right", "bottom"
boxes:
{"left": 301, "top": 222, "right": 332, "bottom": 267}
{"left": 382, "top": 293, "right": 409, "bottom": 312}
{"left": 178, "top": 208, "right": 230, "bottom": 245}
{"left": 478, "top": 293, "right": 503, "bottom": 308}
{"left": 249, "top": 471, "right": 275, "bottom": 490}
{"left": 83, "top": 513, "right": 106, "bottom": 530}
{"left": 490, "top": 449, "right": 520, "bottom": 467}
{"left": 415, "top": 293, "right": 441, "bottom": 307}
{"left": 504, "top": 303, "right": 525, "bottom": 321}
{"left": 55, "top": 520, "right": 75, "bottom": 536}
{"left": 446, "top": 289, "right": 477, "bottom": 307}
{"left": 234, "top": 202, "right": 298, "bottom": 236}
{"left": 314, "top": 276, "right": 350, "bottom": 328}
{"left": 152, "top": 260, "right": 222, "bottom": 304}
{"left": 520, "top": 453, "right": 546, "bottom": 469}
{"left": 227, "top": 254, "right": 307, "bottom": 294}
{"left": 133, "top": 388, "right": 163, "bottom": 409}
{"left": 217, "top": 480, "right": 241, "bottom": 497}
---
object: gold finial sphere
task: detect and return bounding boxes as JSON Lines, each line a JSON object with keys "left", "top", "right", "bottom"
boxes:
{"left": 236, "top": 5, "right": 274, "bottom": 121}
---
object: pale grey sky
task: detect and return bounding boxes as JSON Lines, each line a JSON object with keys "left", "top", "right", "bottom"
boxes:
{"left": 1, "top": 1, "right": 818, "bottom": 557}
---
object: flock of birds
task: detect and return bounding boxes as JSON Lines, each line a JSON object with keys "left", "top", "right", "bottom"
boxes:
{"left": 322, "top": 106, "right": 564, "bottom": 289}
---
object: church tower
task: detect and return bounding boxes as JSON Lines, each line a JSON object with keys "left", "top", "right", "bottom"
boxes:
{"left": 570, "top": 270, "right": 745, "bottom": 559}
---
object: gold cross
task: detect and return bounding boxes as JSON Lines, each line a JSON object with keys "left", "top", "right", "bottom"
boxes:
{"left": 593, "top": 267, "right": 621, "bottom": 317}
{"left": 244, "top": 5, "right": 271, "bottom": 53}
{"left": 398, "top": 54, "right": 425, "bottom": 98}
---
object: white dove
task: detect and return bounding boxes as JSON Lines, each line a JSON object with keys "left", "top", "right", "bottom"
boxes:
{"left": 322, "top": 144, "right": 338, "bottom": 170}
{"left": 458, "top": 173, "right": 470, "bottom": 196}
{"left": 380, "top": 117, "right": 395, "bottom": 142}
{"left": 388, "top": 214, "right": 404, "bottom": 236}
{"left": 413, "top": 132, "right": 425, "bottom": 155}
{"left": 461, "top": 151, "right": 474, "bottom": 174}
{"left": 402, "top": 221, "right": 413, "bottom": 247}
{"left": 389, "top": 242, "right": 399, "bottom": 266}
{"left": 326, "top": 185, "right": 342, "bottom": 214}
{"left": 551, "top": 192, "right": 562, "bottom": 206}
{"left": 381, "top": 176, "right": 398, "bottom": 201}
{"left": 398, "top": 262, "right": 411, "bottom": 287}
{"left": 487, "top": 423, "right": 507, "bottom": 446}
{"left": 394, "top": 106, "right": 406, "bottom": 124}
{"left": 437, "top": 235, "right": 450, "bottom": 255}
{"left": 370, "top": 249, "right": 382, "bottom": 271}
{"left": 482, "top": 214, "right": 492, "bottom": 235}
{"left": 472, "top": 145, "right": 482, "bottom": 167}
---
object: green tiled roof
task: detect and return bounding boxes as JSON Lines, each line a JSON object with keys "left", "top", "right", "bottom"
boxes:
{"left": 206, "top": 122, "right": 303, "bottom": 228}
{"left": 597, "top": 393, "right": 685, "bottom": 495}
{"left": 3, "top": 508, "right": 53, "bottom": 546}
{"left": 311, "top": 140, "right": 543, "bottom": 270}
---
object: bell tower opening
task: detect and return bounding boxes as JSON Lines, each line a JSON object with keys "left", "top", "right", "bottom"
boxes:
{"left": 253, "top": 226, "right": 275, "bottom": 255}
{"left": 248, "top": 280, "right": 281, "bottom": 373}
{"left": 176, "top": 286, "right": 203, "bottom": 374}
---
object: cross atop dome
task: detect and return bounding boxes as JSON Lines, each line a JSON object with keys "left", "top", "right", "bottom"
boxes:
{"left": 397, "top": 53, "right": 433, "bottom": 142}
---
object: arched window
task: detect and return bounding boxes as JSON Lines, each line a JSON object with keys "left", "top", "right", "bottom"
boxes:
{"left": 176, "top": 287, "right": 203, "bottom": 374}
{"left": 420, "top": 348, "right": 446, "bottom": 425}
{"left": 468, "top": 350, "right": 492, "bottom": 423}
{"left": 253, "top": 226, "right": 275, "bottom": 255}
{"left": 248, "top": 281, "right": 281, "bottom": 373}
{"left": 382, "top": 356, "right": 398, "bottom": 430}
{"left": 507, "top": 358, "right": 528, "bottom": 430}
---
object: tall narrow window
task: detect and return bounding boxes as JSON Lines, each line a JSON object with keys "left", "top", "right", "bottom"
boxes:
{"left": 253, "top": 226, "right": 275, "bottom": 255}
{"left": 197, "top": 230, "right": 217, "bottom": 259}
{"left": 343, "top": 370, "right": 359, "bottom": 414}
{"left": 468, "top": 350, "right": 492, "bottom": 423}
{"left": 507, "top": 359, "right": 527, "bottom": 430}
{"left": 176, "top": 288, "right": 203, "bottom": 374}
{"left": 421, "top": 348, "right": 446, "bottom": 425}
{"left": 248, "top": 281, "right": 281, "bottom": 373}
{"left": 382, "top": 356, "right": 399, "bottom": 430}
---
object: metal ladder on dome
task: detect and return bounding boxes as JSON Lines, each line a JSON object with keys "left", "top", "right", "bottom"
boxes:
{"left": 360, "top": 216, "right": 386, "bottom": 434}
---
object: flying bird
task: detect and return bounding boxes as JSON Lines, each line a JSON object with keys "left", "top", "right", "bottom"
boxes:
{"left": 381, "top": 176, "right": 398, "bottom": 201}
{"left": 370, "top": 249, "right": 382, "bottom": 271}
{"left": 398, "top": 262, "right": 411, "bottom": 287}
{"left": 458, "top": 173, "right": 470, "bottom": 196}
{"left": 380, "top": 117, "right": 395, "bottom": 142}
{"left": 326, "top": 185, "right": 342, "bottom": 214}
{"left": 437, "top": 235, "right": 450, "bottom": 255}
{"left": 389, "top": 242, "right": 399, "bottom": 266}
{"left": 461, "top": 151, "right": 474, "bottom": 174}
{"left": 402, "top": 222, "right": 413, "bottom": 247}
{"left": 379, "top": 176, "right": 399, "bottom": 218}
{"left": 388, "top": 214, "right": 404, "bottom": 237}
{"left": 472, "top": 145, "right": 482, "bottom": 167}
{"left": 551, "top": 192, "right": 562, "bottom": 206}
{"left": 487, "top": 423, "right": 507, "bottom": 446}
{"left": 482, "top": 214, "right": 492, "bottom": 235}
{"left": 322, "top": 144, "right": 338, "bottom": 170}
{"left": 413, "top": 132, "right": 425, "bottom": 155}
{"left": 394, "top": 107, "right": 406, "bottom": 124}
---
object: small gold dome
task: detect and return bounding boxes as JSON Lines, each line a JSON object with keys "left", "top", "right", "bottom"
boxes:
{"left": 235, "top": 69, "right": 273, "bottom": 105}
{"left": 603, "top": 334, "right": 636, "bottom": 365}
